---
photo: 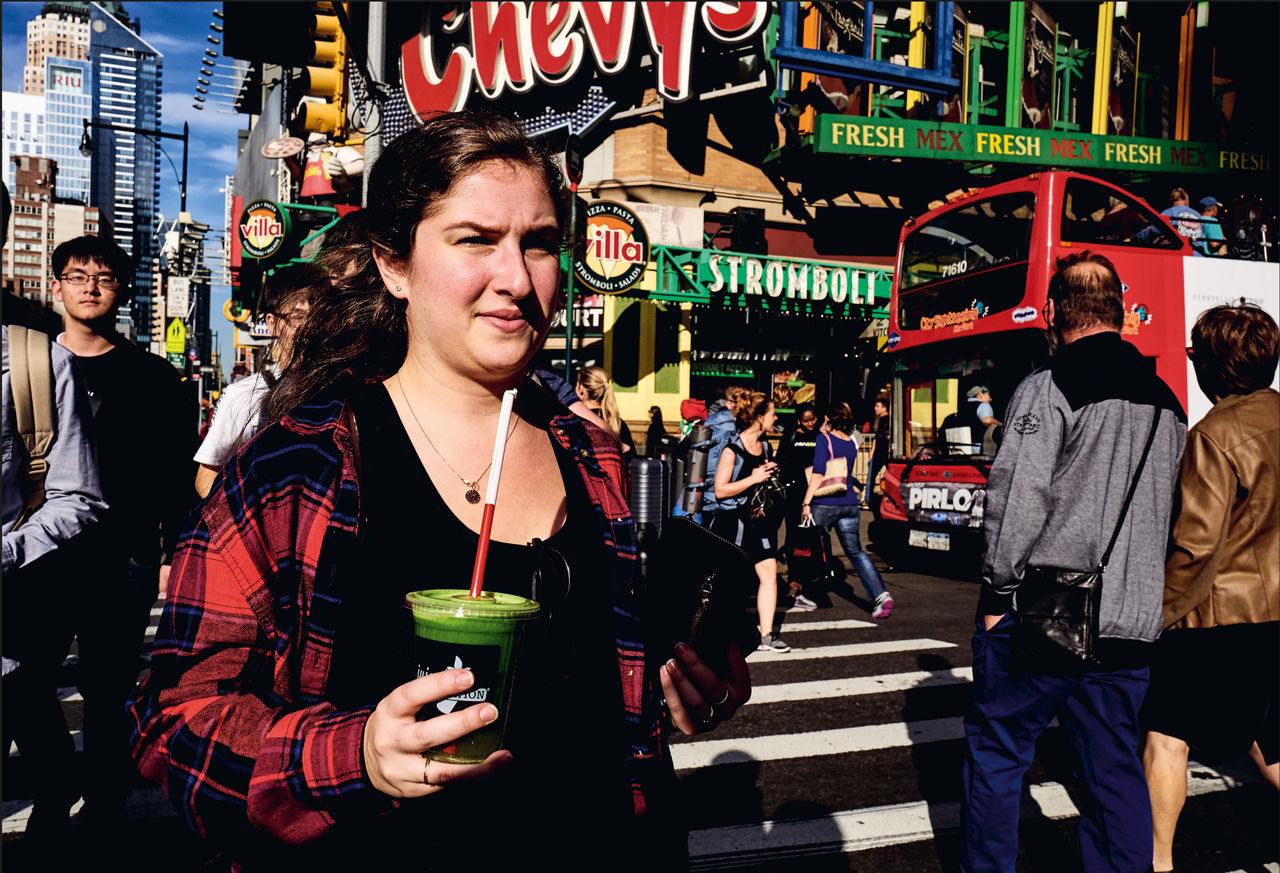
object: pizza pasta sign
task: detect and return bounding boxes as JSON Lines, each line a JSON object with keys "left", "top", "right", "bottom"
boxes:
{"left": 575, "top": 201, "right": 650, "bottom": 294}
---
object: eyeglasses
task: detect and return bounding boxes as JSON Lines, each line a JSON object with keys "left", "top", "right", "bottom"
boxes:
{"left": 59, "top": 271, "right": 120, "bottom": 290}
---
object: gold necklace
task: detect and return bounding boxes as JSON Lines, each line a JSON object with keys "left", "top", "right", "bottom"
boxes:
{"left": 397, "top": 378, "right": 519, "bottom": 504}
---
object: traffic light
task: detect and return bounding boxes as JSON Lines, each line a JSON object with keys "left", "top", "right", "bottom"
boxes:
{"left": 178, "top": 217, "right": 210, "bottom": 275}
{"left": 151, "top": 295, "right": 166, "bottom": 344}
{"left": 729, "top": 207, "right": 767, "bottom": 254}
{"left": 295, "top": 2, "right": 347, "bottom": 136}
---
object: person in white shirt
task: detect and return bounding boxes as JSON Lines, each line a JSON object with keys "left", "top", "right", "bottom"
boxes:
{"left": 194, "top": 266, "right": 319, "bottom": 497}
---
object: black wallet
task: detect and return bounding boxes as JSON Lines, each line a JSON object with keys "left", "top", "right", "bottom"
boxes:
{"left": 646, "top": 516, "right": 760, "bottom": 677}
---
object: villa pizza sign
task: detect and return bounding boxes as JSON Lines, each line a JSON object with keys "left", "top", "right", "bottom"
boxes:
{"left": 400, "top": 1, "right": 769, "bottom": 118}
{"left": 575, "top": 201, "right": 650, "bottom": 294}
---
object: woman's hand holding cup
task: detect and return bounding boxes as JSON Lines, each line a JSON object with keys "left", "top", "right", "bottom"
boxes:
{"left": 362, "top": 668, "right": 513, "bottom": 798}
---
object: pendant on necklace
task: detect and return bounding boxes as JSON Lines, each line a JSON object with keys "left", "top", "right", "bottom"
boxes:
{"left": 465, "top": 489, "right": 482, "bottom": 504}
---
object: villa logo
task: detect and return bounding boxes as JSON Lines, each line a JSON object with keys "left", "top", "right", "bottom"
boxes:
{"left": 239, "top": 200, "right": 289, "bottom": 260}
{"left": 575, "top": 200, "right": 649, "bottom": 294}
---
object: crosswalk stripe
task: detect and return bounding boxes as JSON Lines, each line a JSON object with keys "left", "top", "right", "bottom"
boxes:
{"left": 747, "top": 638, "right": 957, "bottom": 662}
{"left": 746, "top": 668, "right": 972, "bottom": 704}
{"left": 687, "top": 759, "right": 1264, "bottom": 868}
{"left": 672, "top": 717, "right": 963, "bottom": 770}
{"left": 776, "top": 619, "right": 876, "bottom": 632}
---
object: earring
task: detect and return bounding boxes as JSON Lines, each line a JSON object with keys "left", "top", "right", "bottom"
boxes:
{"left": 394, "top": 285, "right": 401, "bottom": 293}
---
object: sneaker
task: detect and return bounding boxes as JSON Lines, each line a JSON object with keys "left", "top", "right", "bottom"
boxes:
{"left": 791, "top": 594, "right": 818, "bottom": 611}
{"left": 872, "top": 593, "right": 894, "bottom": 619}
{"left": 757, "top": 633, "right": 792, "bottom": 653}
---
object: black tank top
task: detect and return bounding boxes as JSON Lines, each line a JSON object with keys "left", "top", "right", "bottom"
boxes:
{"left": 314, "top": 382, "right": 633, "bottom": 863}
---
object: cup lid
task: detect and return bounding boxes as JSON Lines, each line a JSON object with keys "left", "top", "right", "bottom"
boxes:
{"left": 404, "top": 589, "right": 541, "bottom": 620}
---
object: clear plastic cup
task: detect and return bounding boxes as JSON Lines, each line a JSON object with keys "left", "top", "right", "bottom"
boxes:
{"left": 404, "top": 589, "right": 541, "bottom": 763}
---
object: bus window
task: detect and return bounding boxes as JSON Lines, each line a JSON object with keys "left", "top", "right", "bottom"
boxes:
{"left": 897, "top": 193, "right": 1036, "bottom": 331}
{"left": 899, "top": 192, "right": 1036, "bottom": 292}
{"left": 1060, "top": 178, "right": 1182, "bottom": 249}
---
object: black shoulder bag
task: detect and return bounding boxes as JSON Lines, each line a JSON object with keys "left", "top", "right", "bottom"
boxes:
{"left": 1011, "top": 411, "right": 1160, "bottom": 675}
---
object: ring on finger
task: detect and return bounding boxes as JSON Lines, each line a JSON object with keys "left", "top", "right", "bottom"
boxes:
{"left": 700, "top": 702, "right": 716, "bottom": 726}
{"left": 423, "top": 758, "right": 432, "bottom": 786}
{"left": 713, "top": 687, "right": 731, "bottom": 707}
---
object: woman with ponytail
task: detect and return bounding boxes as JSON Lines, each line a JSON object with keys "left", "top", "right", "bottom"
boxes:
{"left": 574, "top": 364, "right": 635, "bottom": 461}
{"left": 710, "top": 390, "right": 791, "bottom": 653}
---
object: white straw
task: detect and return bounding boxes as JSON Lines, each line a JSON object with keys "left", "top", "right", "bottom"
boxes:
{"left": 484, "top": 389, "right": 518, "bottom": 505}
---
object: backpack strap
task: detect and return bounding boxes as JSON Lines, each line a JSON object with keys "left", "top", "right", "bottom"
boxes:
{"left": 7, "top": 324, "right": 56, "bottom": 530}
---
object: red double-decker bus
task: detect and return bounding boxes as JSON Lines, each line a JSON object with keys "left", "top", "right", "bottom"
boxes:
{"left": 870, "top": 170, "right": 1278, "bottom": 563}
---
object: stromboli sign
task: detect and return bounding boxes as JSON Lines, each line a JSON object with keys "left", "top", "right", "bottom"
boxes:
{"left": 399, "top": 1, "right": 769, "bottom": 117}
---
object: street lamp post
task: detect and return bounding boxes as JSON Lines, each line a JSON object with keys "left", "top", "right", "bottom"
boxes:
{"left": 79, "top": 118, "right": 189, "bottom": 213}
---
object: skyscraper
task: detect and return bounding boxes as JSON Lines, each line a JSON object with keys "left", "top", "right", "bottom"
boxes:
{"left": 22, "top": 2, "right": 90, "bottom": 96}
{"left": 42, "top": 56, "right": 93, "bottom": 203}
{"left": 87, "top": 1, "right": 164, "bottom": 335}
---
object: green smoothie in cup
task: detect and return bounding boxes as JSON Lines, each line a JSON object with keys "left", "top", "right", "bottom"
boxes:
{"left": 405, "top": 589, "right": 541, "bottom": 764}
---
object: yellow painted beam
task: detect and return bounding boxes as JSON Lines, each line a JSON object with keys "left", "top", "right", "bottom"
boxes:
{"left": 1175, "top": 5, "right": 1195, "bottom": 140}
{"left": 906, "top": 2, "right": 927, "bottom": 112}
{"left": 1091, "top": 2, "right": 1115, "bottom": 135}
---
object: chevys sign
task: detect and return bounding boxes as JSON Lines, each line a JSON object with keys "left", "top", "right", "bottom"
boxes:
{"left": 400, "top": 1, "right": 769, "bottom": 118}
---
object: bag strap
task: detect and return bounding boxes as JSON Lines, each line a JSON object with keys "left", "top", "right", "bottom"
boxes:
{"left": 1098, "top": 409, "right": 1162, "bottom": 569}
{"left": 7, "top": 324, "right": 56, "bottom": 529}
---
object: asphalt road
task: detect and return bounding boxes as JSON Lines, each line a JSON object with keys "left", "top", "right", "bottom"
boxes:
{"left": 4, "top": 517, "right": 1276, "bottom": 872}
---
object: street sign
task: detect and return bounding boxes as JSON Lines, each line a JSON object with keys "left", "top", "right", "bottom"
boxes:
{"left": 165, "top": 318, "right": 186, "bottom": 354}
{"left": 166, "top": 352, "right": 185, "bottom": 368}
{"left": 167, "top": 276, "right": 190, "bottom": 316}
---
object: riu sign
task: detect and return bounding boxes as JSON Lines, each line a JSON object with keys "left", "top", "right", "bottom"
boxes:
{"left": 401, "top": 1, "right": 768, "bottom": 117}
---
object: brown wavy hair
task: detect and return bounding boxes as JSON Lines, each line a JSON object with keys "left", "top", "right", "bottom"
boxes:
{"left": 732, "top": 390, "right": 773, "bottom": 431}
{"left": 266, "top": 111, "right": 568, "bottom": 421}
{"left": 1190, "top": 302, "right": 1279, "bottom": 398}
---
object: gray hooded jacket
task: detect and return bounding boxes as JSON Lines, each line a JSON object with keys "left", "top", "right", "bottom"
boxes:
{"left": 980, "top": 331, "right": 1186, "bottom": 643}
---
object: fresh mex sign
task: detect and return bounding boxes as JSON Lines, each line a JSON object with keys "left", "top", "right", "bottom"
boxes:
{"left": 400, "top": 1, "right": 768, "bottom": 117}
{"left": 817, "top": 116, "right": 1272, "bottom": 175}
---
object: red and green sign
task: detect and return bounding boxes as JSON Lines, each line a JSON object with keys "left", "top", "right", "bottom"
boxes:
{"left": 239, "top": 200, "right": 291, "bottom": 260}
{"left": 575, "top": 201, "right": 650, "bottom": 294}
{"left": 816, "top": 116, "right": 1271, "bottom": 175}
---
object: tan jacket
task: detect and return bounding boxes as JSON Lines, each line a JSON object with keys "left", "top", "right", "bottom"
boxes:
{"left": 1164, "top": 388, "right": 1279, "bottom": 629}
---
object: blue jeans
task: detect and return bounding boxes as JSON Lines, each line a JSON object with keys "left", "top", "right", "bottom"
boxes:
{"left": 810, "top": 503, "right": 886, "bottom": 601}
{"left": 960, "top": 614, "right": 1152, "bottom": 873}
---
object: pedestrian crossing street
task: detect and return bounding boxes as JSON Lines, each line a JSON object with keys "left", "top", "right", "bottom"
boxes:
{"left": 5, "top": 596, "right": 1276, "bottom": 873}
{"left": 671, "top": 608, "right": 1274, "bottom": 871}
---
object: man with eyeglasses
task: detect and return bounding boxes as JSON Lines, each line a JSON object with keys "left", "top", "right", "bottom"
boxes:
{"left": 49, "top": 236, "right": 197, "bottom": 835}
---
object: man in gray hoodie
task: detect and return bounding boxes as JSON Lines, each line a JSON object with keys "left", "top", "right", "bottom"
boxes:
{"left": 959, "top": 252, "right": 1186, "bottom": 873}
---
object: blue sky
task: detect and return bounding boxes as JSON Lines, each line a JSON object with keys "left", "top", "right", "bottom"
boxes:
{"left": 3, "top": 1, "right": 244, "bottom": 375}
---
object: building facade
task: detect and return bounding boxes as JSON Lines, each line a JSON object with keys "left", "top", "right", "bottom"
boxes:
{"left": 42, "top": 56, "right": 93, "bottom": 203}
{"left": 2, "top": 155, "right": 102, "bottom": 310}
{"left": 2, "top": 92, "right": 47, "bottom": 196}
{"left": 22, "top": 2, "right": 90, "bottom": 96}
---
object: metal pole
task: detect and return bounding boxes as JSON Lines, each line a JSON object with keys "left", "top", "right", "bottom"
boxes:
{"left": 564, "top": 178, "right": 577, "bottom": 382}
{"left": 181, "top": 122, "right": 189, "bottom": 214}
{"left": 363, "top": 2, "right": 386, "bottom": 207}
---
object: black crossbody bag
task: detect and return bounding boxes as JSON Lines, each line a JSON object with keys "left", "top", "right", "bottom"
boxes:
{"left": 1011, "top": 412, "right": 1160, "bottom": 675}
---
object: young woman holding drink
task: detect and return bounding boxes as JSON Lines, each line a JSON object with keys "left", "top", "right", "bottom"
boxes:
{"left": 128, "top": 112, "right": 749, "bottom": 870}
